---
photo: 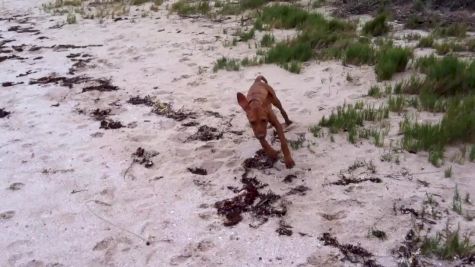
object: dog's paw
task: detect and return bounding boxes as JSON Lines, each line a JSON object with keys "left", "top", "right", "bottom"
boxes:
{"left": 285, "top": 158, "right": 295, "bottom": 169}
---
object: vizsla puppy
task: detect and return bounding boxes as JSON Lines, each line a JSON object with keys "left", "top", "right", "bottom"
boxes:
{"left": 237, "top": 75, "right": 295, "bottom": 169}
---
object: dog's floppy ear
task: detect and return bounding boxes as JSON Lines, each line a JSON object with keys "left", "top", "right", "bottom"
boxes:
{"left": 237, "top": 93, "right": 249, "bottom": 110}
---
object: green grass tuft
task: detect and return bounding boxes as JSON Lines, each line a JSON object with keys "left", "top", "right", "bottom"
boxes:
{"left": 404, "top": 33, "right": 421, "bottom": 41}
{"left": 257, "top": 5, "right": 355, "bottom": 72}
{"left": 368, "top": 85, "right": 382, "bottom": 98}
{"left": 401, "top": 95, "right": 475, "bottom": 165}
{"left": 66, "top": 12, "right": 77, "bottom": 24}
{"left": 260, "top": 33, "right": 275, "bottom": 47}
{"left": 417, "top": 35, "right": 434, "bottom": 48}
{"left": 434, "top": 42, "right": 465, "bottom": 56}
{"left": 309, "top": 125, "right": 323, "bottom": 137}
{"left": 237, "top": 28, "right": 255, "bottom": 42}
{"left": 428, "top": 148, "right": 444, "bottom": 167}
{"left": 433, "top": 23, "right": 467, "bottom": 38}
{"left": 388, "top": 95, "right": 405, "bottom": 113}
{"left": 239, "top": 0, "right": 269, "bottom": 10}
{"left": 453, "top": 186, "right": 463, "bottom": 214}
{"left": 289, "top": 134, "right": 306, "bottom": 150}
{"left": 319, "top": 102, "right": 388, "bottom": 144}
{"left": 444, "top": 166, "right": 452, "bottom": 178}
{"left": 470, "top": 145, "right": 475, "bottom": 162}
{"left": 213, "top": 57, "right": 240, "bottom": 72}
{"left": 375, "top": 45, "right": 412, "bottom": 81}
{"left": 240, "top": 56, "right": 263, "bottom": 67}
{"left": 362, "top": 13, "right": 389, "bottom": 37}
{"left": 265, "top": 42, "right": 313, "bottom": 66}
{"left": 312, "top": 0, "right": 326, "bottom": 8}
{"left": 171, "top": 0, "right": 210, "bottom": 16}
{"left": 467, "top": 39, "right": 475, "bottom": 52}
{"left": 343, "top": 41, "right": 375, "bottom": 65}
{"left": 283, "top": 61, "right": 302, "bottom": 74}
{"left": 256, "top": 5, "right": 311, "bottom": 29}
{"left": 421, "top": 226, "right": 475, "bottom": 260}
{"left": 415, "top": 55, "right": 475, "bottom": 96}
{"left": 131, "top": 0, "right": 153, "bottom": 5}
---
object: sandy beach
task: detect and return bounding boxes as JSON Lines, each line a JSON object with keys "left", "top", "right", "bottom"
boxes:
{"left": 1, "top": 1, "right": 474, "bottom": 266}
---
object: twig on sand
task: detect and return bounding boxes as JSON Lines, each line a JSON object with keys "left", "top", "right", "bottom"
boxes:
{"left": 383, "top": 170, "right": 441, "bottom": 181}
{"left": 85, "top": 200, "right": 150, "bottom": 245}
{"left": 123, "top": 160, "right": 134, "bottom": 180}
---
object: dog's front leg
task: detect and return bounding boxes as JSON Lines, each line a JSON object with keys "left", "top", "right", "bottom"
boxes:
{"left": 259, "top": 138, "right": 278, "bottom": 160}
{"left": 268, "top": 111, "right": 295, "bottom": 169}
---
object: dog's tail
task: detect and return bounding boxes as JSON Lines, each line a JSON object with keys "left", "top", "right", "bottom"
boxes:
{"left": 255, "top": 75, "right": 268, "bottom": 84}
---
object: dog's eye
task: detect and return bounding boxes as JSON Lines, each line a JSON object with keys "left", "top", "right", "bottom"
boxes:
{"left": 261, "top": 119, "right": 267, "bottom": 123}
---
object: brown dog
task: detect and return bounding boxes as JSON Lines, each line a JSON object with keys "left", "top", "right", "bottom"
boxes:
{"left": 237, "top": 75, "right": 295, "bottom": 169}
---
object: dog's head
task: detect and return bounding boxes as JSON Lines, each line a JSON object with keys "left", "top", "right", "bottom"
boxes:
{"left": 237, "top": 93, "right": 268, "bottom": 139}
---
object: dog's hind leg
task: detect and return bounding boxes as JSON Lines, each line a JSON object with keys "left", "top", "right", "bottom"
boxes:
{"left": 271, "top": 97, "right": 292, "bottom": 126}
{"left": 264, "top": 84, "right": 292, "bottom": 126}
{"left": 271, "top": 96, "right": 292, "bottom": 126}
{"left": 268, "top": 110, "right": 295, "bottom": 169}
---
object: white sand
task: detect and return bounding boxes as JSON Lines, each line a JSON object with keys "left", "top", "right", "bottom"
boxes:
{"left": 1, "top": 1, "right": 474, "bottom": 266}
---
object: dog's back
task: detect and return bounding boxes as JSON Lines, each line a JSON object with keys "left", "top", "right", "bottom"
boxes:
{"left": 247, "top": 76, "right": 271, "bottom": 102}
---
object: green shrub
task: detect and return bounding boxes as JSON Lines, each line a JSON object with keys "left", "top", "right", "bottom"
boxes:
{"left": 238, "top": 28, "right": 255, "bottom": 42}
{"left": 265, "top": 42, "right": 313, "bottom": 65}
{"left": 219, "top": 2, "right": 241, "bottom": 15}
{"left": 171, "top": 0, "right": 210, "bottom": 16}
{"left": 362, "top": 13, "right": 389, "bottom": 36}
{"left": 375, "top": 45, "right": 412, "bottom": 81}
{"left": 213, "top": 57, "right": 240, "bottom": 72}
{"left": 66, "top": 12, "right": 77, "bottom": 24}
{"left": 132, "top": 0, "right": 152, "bottom": 5}
{"left": 343, "top": 41, "right": 375, "bottom": 65}
{"left": 368, "top": 85, "right": 382, "bottom": 98}
{"left": 312, "top": 0, "right": 326, "bottom": 8}
{"left": 405, "top": 33, "right": 421, "bottom": 41}
{"left": 260, "top": 33, "right": 275, "bottom": 47}
{"left": 395, "top": 76, "right": 425, "bottom": 95}
{"left": 417, "top": 35, "right": 434, "bottom": 48}
{"left": 418, "top": 91, "right": 449, "bottom": 112}
{"left": 435, "top": 42, "right": 450, "bottom": 55}
{"left": 257, "top": 5, "right": 311, "bottom": 29}
{"left": 388, "top": 95, "right": 405, "bottom": 112}
{"left": 444, "top": 166, "right": 452, "bottom": 178}
{"left": 434, "top": 23, "right": 467, "bottom": 38}
{"left": 240, "top": 0, "right": 269, "bottom": 10}
{"left": 413, "top": 0, "right": 425, "bottom": 11}
{"left": 470, "top": 145, "right": 475, "bottom": 162}
{"left": 218, "top": 0, "right": 270, "bottom": 15}
{"left": 401, "top": 95, "right": 475, "bottom": 162}
{"left": 416, "top": 55, "right": 475, "bottom": 96}
{"left": 467, "top": 39, "right": 475, "bottom": 52}
{"left": 435, "top": 42, "right": 465, "bottom": 55}
{"left": 284, "top": 61, "right": 302, "bottom": 74}
{"left": 240, "top": 57, "right": 263, "bottom": 66}
{"left": 319, "top": 103, "right": 388, "bottom": 131}
{"left": 255, "top": 5, "right": 356, "bottom": 72}
{"left": 405, "top": 13, "right": 438, "bottom": 29}
{"left": 309, "top": 125, "right": 323, "bottom": 137}
{"left": 319, "top": 103, "right": 388, "bottom": 144}
{"left": 421, "top": 226, "right": 475, "bottom": 260}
